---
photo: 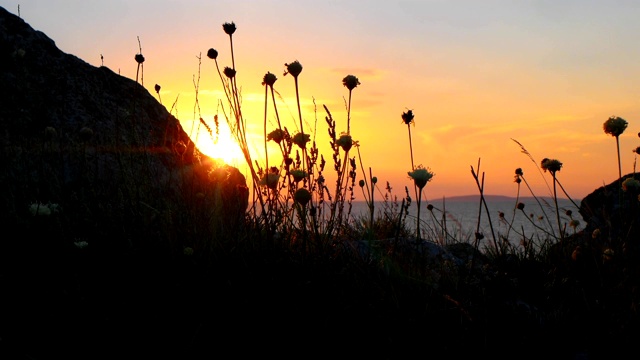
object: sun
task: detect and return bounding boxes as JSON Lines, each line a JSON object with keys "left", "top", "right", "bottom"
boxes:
{"left": 192, "top": 121, "right": 245, "bottom": 166}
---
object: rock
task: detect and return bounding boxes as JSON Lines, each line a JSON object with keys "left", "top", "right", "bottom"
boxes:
{"left": 0, "top": 6, "right": 248, "bottom": 249}
{"left": 547, "top": 173, "right": 640, "bottom": 281}
{"left": 579, "top": 172, "right": 640, "bottom": 243}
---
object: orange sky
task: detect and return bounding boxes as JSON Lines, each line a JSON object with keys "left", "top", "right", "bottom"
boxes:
{"left": 7, "top": 1, "right": 640, "bottom": 202}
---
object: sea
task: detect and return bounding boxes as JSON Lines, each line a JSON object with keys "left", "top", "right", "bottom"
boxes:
{"left": 347, "top": 195, "right": 584, "bottom": 245}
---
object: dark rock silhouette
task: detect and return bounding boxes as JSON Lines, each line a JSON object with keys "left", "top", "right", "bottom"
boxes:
{"left": 579, "top": 172, "right": 640, "bottom": 241}
{"left": 0, "top": 6, "right": 248, "bottom": 246}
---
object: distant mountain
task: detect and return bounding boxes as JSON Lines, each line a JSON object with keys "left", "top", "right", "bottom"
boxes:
{"left": 428, "top": 195, "right": 515, "bottom": 202}
{"left": 360, "top": 194, "right": 580, "bottom": 203}
{"left": 426, "top": 195, "right": 580, "bottom": 203}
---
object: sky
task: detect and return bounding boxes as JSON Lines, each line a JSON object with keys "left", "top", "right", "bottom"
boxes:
{"left": 4, "top": 0, "right": 640, "bottom": 202}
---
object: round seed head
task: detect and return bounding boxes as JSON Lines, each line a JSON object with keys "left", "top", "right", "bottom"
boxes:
{"left": 207, "top": 48, "right": 218, "bottom": 60}
{"left": 223, "top": 67, "right": 236, "bottom": 78}
{"left": 541, "top": 158, "right": 563, "bottom": 174}
{"left": 603, "top": 115, "right": 628, "bottom": 137}
{"left": 262, "top": 72, "right": 277, "bottom": 87}
{"left": 342, "top": 75, "right": 360, "bottom": 91}
{"left": 294, "top": 188, "right": 312, "bottom": 206}
{"left": 223, "top": 22, "right": 237, "bottom": 35}
{"left": 284, "top": 61, "right": 303, "bottom": 78}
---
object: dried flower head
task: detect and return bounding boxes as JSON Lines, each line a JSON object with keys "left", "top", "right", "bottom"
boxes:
{"left": 284, "top": 61, "right": 303, "bottom": 78}
{"left": 12, "top": 48, "right": 25, "bottom": 59}
{"left": 342, "top": 75, "right": 360, "bottom": 91}
{"left": 267, "top": 129, "right": 286, "bottom": 144}
{"left": 262, "top": 72, "right": 277, "bottom": 87}
{"left": 292, "top": 132, "right": 310, "bottom": 149}
{"left": 622, "top": 177, "right": 640, "bottom": 193}
{"left": 44, "top": 126, "right": 57, "bottom": 140}
{"left": 223, "top": 22, "right": 236, "bottom": 35}
{"left": 515, "top": 168, "right": 523, "bottom": 176}
{"left": 74, "top": 240, "right": 89, "bottom": 249}
{"left": 517, "top": 202, "right": 525, "bottom": 210}
{"left": 336, "top": 133, "right": 353, "bottom": 152}
{"left": 401, "top": 109, "right": 414, "bottom": 125}
{"left": 634, "top": 146, "right": 640, "bottom": 155}
{"left": 371, "top": 176, "right": 377, "bottom": 184}
{"left": 290, "top": 169, "right": 307, "bottom": 183}
{"left": 134, "top": 53, "right": 145, "bottom": 64}
{"left": 569, "top": 219, "right": 580, "bottom": 229}
{"left": 29, "top": 202, "right": 51, "bottom": 216}
{"left": 541, "top": 158, "right": 563, "bottom": 174}
{"left": 603, "top": 116, "right": 628, "bottom": 137}
{"left": 259, "top": 173, "right": 280, "bottom": 189}
{"left": 407, "top": 165, "right": 434, "bottom": 189}
{"left": 359, "top": 180, "right": 365, "bottom": 188}
{"left": 223, "top": 67, "right": 236, "bottom": 78}
{"left": 79, "top": 127, "right": 93, "bottom": 141}
{"left": 294, "top": 188, "right": 312, "bottom": 206}
{"left": 154, "top": 84, "right": 161, "bottom": 93}
{"left": 206, "top": 48, "right": 218, "bottom": 60}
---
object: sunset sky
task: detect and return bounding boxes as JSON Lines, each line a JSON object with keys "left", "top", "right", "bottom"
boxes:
{"left": 5, "top": 0, "right": 640, "bottom": 202}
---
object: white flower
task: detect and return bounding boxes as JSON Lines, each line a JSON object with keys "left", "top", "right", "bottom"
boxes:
{"left": 74, "top": 240, "right": 89, "bottom": 249}
{"left": 29, "top": 203, "right": 51, "bottom": 216}
{"left": 29, "top": 202, "right": 60, "bottom": 216}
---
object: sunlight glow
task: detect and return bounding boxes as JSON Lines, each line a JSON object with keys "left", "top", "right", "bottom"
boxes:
{"left": 190, "top": 119, "right": 245, "bottom": 166}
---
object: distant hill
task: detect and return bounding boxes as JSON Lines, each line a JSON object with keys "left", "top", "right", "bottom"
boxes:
{"left": 353, "top": 194, "right": 580, "bottom": 204}
{"left": 436, "top": 195, "right": 580, "bottom": 203}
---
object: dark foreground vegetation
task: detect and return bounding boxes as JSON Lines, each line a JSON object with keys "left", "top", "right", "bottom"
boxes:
{"left": 2, "top": 7, "right": 640, "bottom": 359}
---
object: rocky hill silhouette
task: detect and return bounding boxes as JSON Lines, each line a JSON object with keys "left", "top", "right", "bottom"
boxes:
{"left": 0, "top": 5, "right": 248, "bottom": 240}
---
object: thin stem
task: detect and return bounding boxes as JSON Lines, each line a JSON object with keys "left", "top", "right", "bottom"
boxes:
{"left": 407, "top": 124, "right": 419, "bottom": 220}
{"left": 293, "top": 76, "right": 309, "bottom": 181}
{"left": 470, "top": 160, "right": 499, "bottom": 255}
{"left": 616, "top": 135, "right": 623, "bottom": 181}
{"left": 263, "top": 85, "right": 269, "bottom": 171}
{"left": 369, "top": 167, "right": 375, "bottom": 232}
{"left": 407, "top": 124, "right": 415, "bottom": 171}
{"left": 552, "top": 174, "right": 563, "bottom": 242}
{"left": 520, "top": 174, "right": 556, "bottom": 237}
{"left": 347, "top": 90, "right": 352, "bottom": 134}
{"left": 416, "top": 187, "right": 423, "bottom": 242}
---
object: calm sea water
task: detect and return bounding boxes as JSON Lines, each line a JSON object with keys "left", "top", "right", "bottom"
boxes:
{"left": 348, "top": 196, "right": 584, "bottom": 244}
